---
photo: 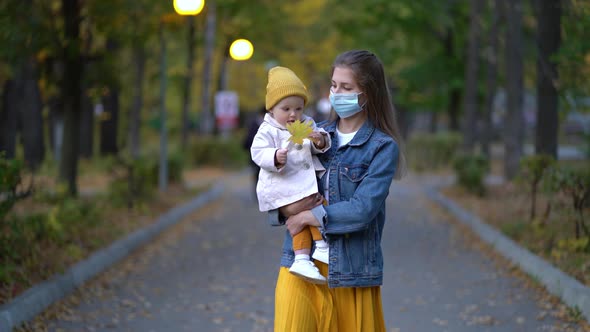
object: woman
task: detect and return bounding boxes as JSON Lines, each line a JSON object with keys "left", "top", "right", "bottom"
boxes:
{"left": 268, "top": 49, "right": 406, "bottom": 331}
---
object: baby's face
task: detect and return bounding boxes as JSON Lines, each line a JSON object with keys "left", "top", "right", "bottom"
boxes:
{"left": 269, "top": 96, "right": 305, "bottom": 127}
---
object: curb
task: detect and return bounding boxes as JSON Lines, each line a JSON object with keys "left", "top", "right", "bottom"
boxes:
{"left": 425, "top": 187, "right": 590, "bottom": 323}
{"left": 0, "top": 183, "right": 225, "bottom": 331}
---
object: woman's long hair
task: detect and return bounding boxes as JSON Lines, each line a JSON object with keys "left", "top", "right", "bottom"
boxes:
{"left": 330, "top": 50, "right": 406, "bottom": 180}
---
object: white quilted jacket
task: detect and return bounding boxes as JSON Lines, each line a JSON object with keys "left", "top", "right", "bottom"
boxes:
{"left": 251, "top": 114, "right": 331, "bottom": 212}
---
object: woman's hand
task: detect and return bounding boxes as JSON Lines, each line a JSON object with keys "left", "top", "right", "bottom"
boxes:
{"left": 286, "top": 210, "right": 321, "bottom": 237}
{"left": 279, "top": 193, "right": 323, "bottom": 218}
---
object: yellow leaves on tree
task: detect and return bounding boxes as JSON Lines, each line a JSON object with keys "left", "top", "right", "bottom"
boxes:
{"left": 287, "top": 120, "right": 313, "bottom": 145}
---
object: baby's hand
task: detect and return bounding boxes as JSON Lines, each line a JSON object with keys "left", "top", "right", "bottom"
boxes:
{"left": 308, "top": 131, "right": 325, "bottom": 149}
{"left": 275, "top": 148, "right": 288, "bottom": 167}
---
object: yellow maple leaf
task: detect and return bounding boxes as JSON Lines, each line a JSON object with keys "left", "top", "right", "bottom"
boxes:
{"left": 286, "top": 120, "right": 313, "bottom": 145}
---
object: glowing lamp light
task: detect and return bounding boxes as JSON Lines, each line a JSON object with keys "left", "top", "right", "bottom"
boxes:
{"left": 229, "top": 39, "right": 254, "bottom": 61}
{"left": 173, "top": 0, "right": 205, "bottom": 15}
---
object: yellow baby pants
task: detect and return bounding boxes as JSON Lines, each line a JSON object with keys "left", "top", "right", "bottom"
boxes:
{"left": 292, "top": 226, "right": 323, "bottom": 251}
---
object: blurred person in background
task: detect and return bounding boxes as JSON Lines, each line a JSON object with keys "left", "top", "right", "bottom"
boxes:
{"left": 242, "top": 105, "right": 266, "bottom": 199}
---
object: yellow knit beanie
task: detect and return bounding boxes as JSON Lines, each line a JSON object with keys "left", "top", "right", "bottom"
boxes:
{"left": 265, "top": 66, "right": 309, "bottom": 110}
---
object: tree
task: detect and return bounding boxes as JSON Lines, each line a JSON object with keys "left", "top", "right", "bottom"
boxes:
{"left": 462, "top": 0, "right": 484, "bottom": 152}
{"left": 200, "top": 1, "right": 216, "bottom": 136}
{"left": 59, "top": 0, "right": 83, "bottom": 195}
{"left": 17, "top": 59, "right": 45, "bottom": 169}
{"left": 98, "top": 39, "right": 120, "bottom": 156}
{"left": 129, "top": 42, "right": 146, "bottom": 158}
{"left": 79, "top": 83, "right": 94, "bottom": 159}
{"left": 556, "top": 1, "right": 590, "bottom": 102}
{"left": 180, "top": 15, "right": 197, "bottom": 149}
{"left": 534, "top": 0, "right": 561, "bottom": 158}
{"left": 503, "top": 0, "right": 525, "bottom": 180}
{"left": 327, "top": 0, "right": 468, "bottom": 133}
{"left": 0, "top": 80, "right": 18, "bottom": 158}
{"left": 481, "top": 0, "right": 501, "bottom": 158}
{"left": 0, "top": 0, "right": 47, "bottom": 168}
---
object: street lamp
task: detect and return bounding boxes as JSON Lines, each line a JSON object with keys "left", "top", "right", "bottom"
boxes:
{"left": 175, "top": 0, "right": 205, "bottom": 151}
{"left": 174, "top": 0, "right": 205, "bottom": 15}
{"left": 214, "top": 38, "right": 253, "bottom": 138}
{"left": 159, "top": 0, "right": 205, "bottom": 192}
{"left": 229, "top": 38, "right": 254, "bottom": 61}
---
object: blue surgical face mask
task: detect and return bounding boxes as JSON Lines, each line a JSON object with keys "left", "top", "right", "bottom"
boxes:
{"left": 329, "top": 91, "right": 365, "bottom": 118}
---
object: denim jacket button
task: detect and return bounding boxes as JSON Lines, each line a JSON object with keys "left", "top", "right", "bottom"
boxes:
{"left": 303, "top": 163, "right": 310, "bottom": 170}
{"left": 295, "top": 144, "right": 303, "bottom": 150}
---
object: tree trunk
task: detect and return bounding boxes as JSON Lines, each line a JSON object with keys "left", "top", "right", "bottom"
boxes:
{"left": 181, "top": 16, "right": 196, "bottom": 150}
{"left": 444, "top": 29, "right": 462, "bottom": 132}
{"left": 397, "top": 106, "right": 410, "bottom": 139}
{"left": 214, "top": 39, "right": 231, "bottom": 136}
{"left": 99, "top": 39, "right": 120, "bottom": 156}
{"left": 79, "top": 80, "right": 94, "bottom": 159}
{"left": 462, "top": 0, "right": 483, "bottom": 152}
{"left": 158, "top": 22, "right": 169, "bottom": 191}
{"left": 448, "top": 89, "right": 461, "bottom": 132}
{"left": 79, "top": 21, "right": 93, "bottom": 159}
{"left": 1, "top": 60, "right": 45, "bottom": 168}
{"left": 217, "top": 40, "right": 231, "bottom": 93}
{"left": 59, "top": 0, "right": 82, "bottom": 195}
{"left": 535, "top": 0, "right": 561, "bottom": 158}
{"left": 200, "top": 1, "right": 216, "bottom": 136}
{"left": 481, "top": 0, "right": 500, "bottom": 158}
{"left": 429, "top": 111, "right": 438, "bottom": 133}
{"left": 0, "top": 80, "right": 18, "bottom": 158}
{"left": 47, "top": 97, "right": 64, "bottom": 161}
{"left": 19, "top": 59, "right": 45, "bottom": 170}
{"left": 129, "top": 44, "right": 146, "bottom": 158}
{"left": 503, "top": 0, "right": 525, "bottom": 180}
{"left": 100, "top": 89, "right": 119, "bottom": 155}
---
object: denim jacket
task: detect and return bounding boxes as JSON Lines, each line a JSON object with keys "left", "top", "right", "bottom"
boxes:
{"left": 268, "top": 118, "right": 399, "bottom": 288}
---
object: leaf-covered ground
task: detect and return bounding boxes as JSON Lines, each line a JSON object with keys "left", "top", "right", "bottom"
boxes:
{"left": 442, "top": 182, "right": 590, "bottom": 288}
{"left": 1, "top": 167, "right": 227, "bottom": 307}
{"left": 13, "top": 172, "right": 589, "bottom": 331}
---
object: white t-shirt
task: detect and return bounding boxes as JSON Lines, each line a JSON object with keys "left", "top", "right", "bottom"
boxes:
{"left": 324, "top": 128, "right": 358, "bottom": 203}
{"left": 336, "top": 128, "right": 356, "bottom": 147}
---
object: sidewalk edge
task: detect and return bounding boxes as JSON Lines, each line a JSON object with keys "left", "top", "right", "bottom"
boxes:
{"left": 425, "top": 187, "right": 590, "bottom": 323}
{"left": 0, "top": 183, "right": 224, "bottom": 332}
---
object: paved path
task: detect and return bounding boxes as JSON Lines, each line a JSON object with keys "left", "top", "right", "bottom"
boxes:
{"left": 42, "top": 173, "right": 584, "bottom": 332}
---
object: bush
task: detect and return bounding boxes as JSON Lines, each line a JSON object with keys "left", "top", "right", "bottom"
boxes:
{"left": 406, "top": 132, "right": 462, "bottom": 171}
{"left": 500, "top": 220, "right": 528, "bottom": 241}
{"left": 0, "top": 197, "right": 100, "bottom": 284}
{"left": 518, "top": 154, "right": 556, "bottom": 222}
{"left": 544, "top": 166, "right": 590, "bottom": 239}
{"left": 166, "top": 149, "right": 185, "bottom": 183}
{"left": 188, "top": 136, "right": 249, "bottom": 168}
{"left": 0, "top": 154, "right": 30, "bottom": 222}
{"left": 107, "top": 155, "right": 157, "bottom": 208}
{"left": 452, "top": 154, "right": 489, "bottom": 196}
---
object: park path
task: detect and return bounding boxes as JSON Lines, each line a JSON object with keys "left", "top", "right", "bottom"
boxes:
{"left": 41, "top": 172, "right": 583, "bottom": 332}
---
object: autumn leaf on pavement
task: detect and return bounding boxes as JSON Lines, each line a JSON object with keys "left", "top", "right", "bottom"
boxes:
{"left": 286, "top": 120, "right": 313, "bottom": 145}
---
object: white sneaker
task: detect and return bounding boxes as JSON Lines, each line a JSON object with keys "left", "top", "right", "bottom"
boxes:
{"left": 312, "top": 246, "right": 329, "bottom": 264}
{"left": 289, "top": 259, "right": 327, "bottom": 284}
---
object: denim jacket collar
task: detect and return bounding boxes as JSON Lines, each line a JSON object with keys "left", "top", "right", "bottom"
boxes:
{"left": 323, "top": 119, "right": 375, "bottom": 147}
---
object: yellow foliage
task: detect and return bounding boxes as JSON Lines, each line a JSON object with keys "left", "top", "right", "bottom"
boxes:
{"left": 47, "top": 207, "right": 64, "bottom": 234}
{"left": 557, "top": 237, "right": 590, "bottom": 253}
{"left": 287, "top": 120, "right": 313, "bottom": 145}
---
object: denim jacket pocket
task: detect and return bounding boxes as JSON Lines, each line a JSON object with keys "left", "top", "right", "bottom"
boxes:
{"left": 339, "top": 164, "right": 368, "bottom": 200}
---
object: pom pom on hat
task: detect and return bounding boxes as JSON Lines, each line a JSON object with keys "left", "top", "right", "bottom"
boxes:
{"left": 265, "top": 66, "right": 309, "bottom": 110}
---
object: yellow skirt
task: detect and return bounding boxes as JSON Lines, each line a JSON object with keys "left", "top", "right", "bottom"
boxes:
{"left": 274, "top": 262, "right": 385, "bottom": 332}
